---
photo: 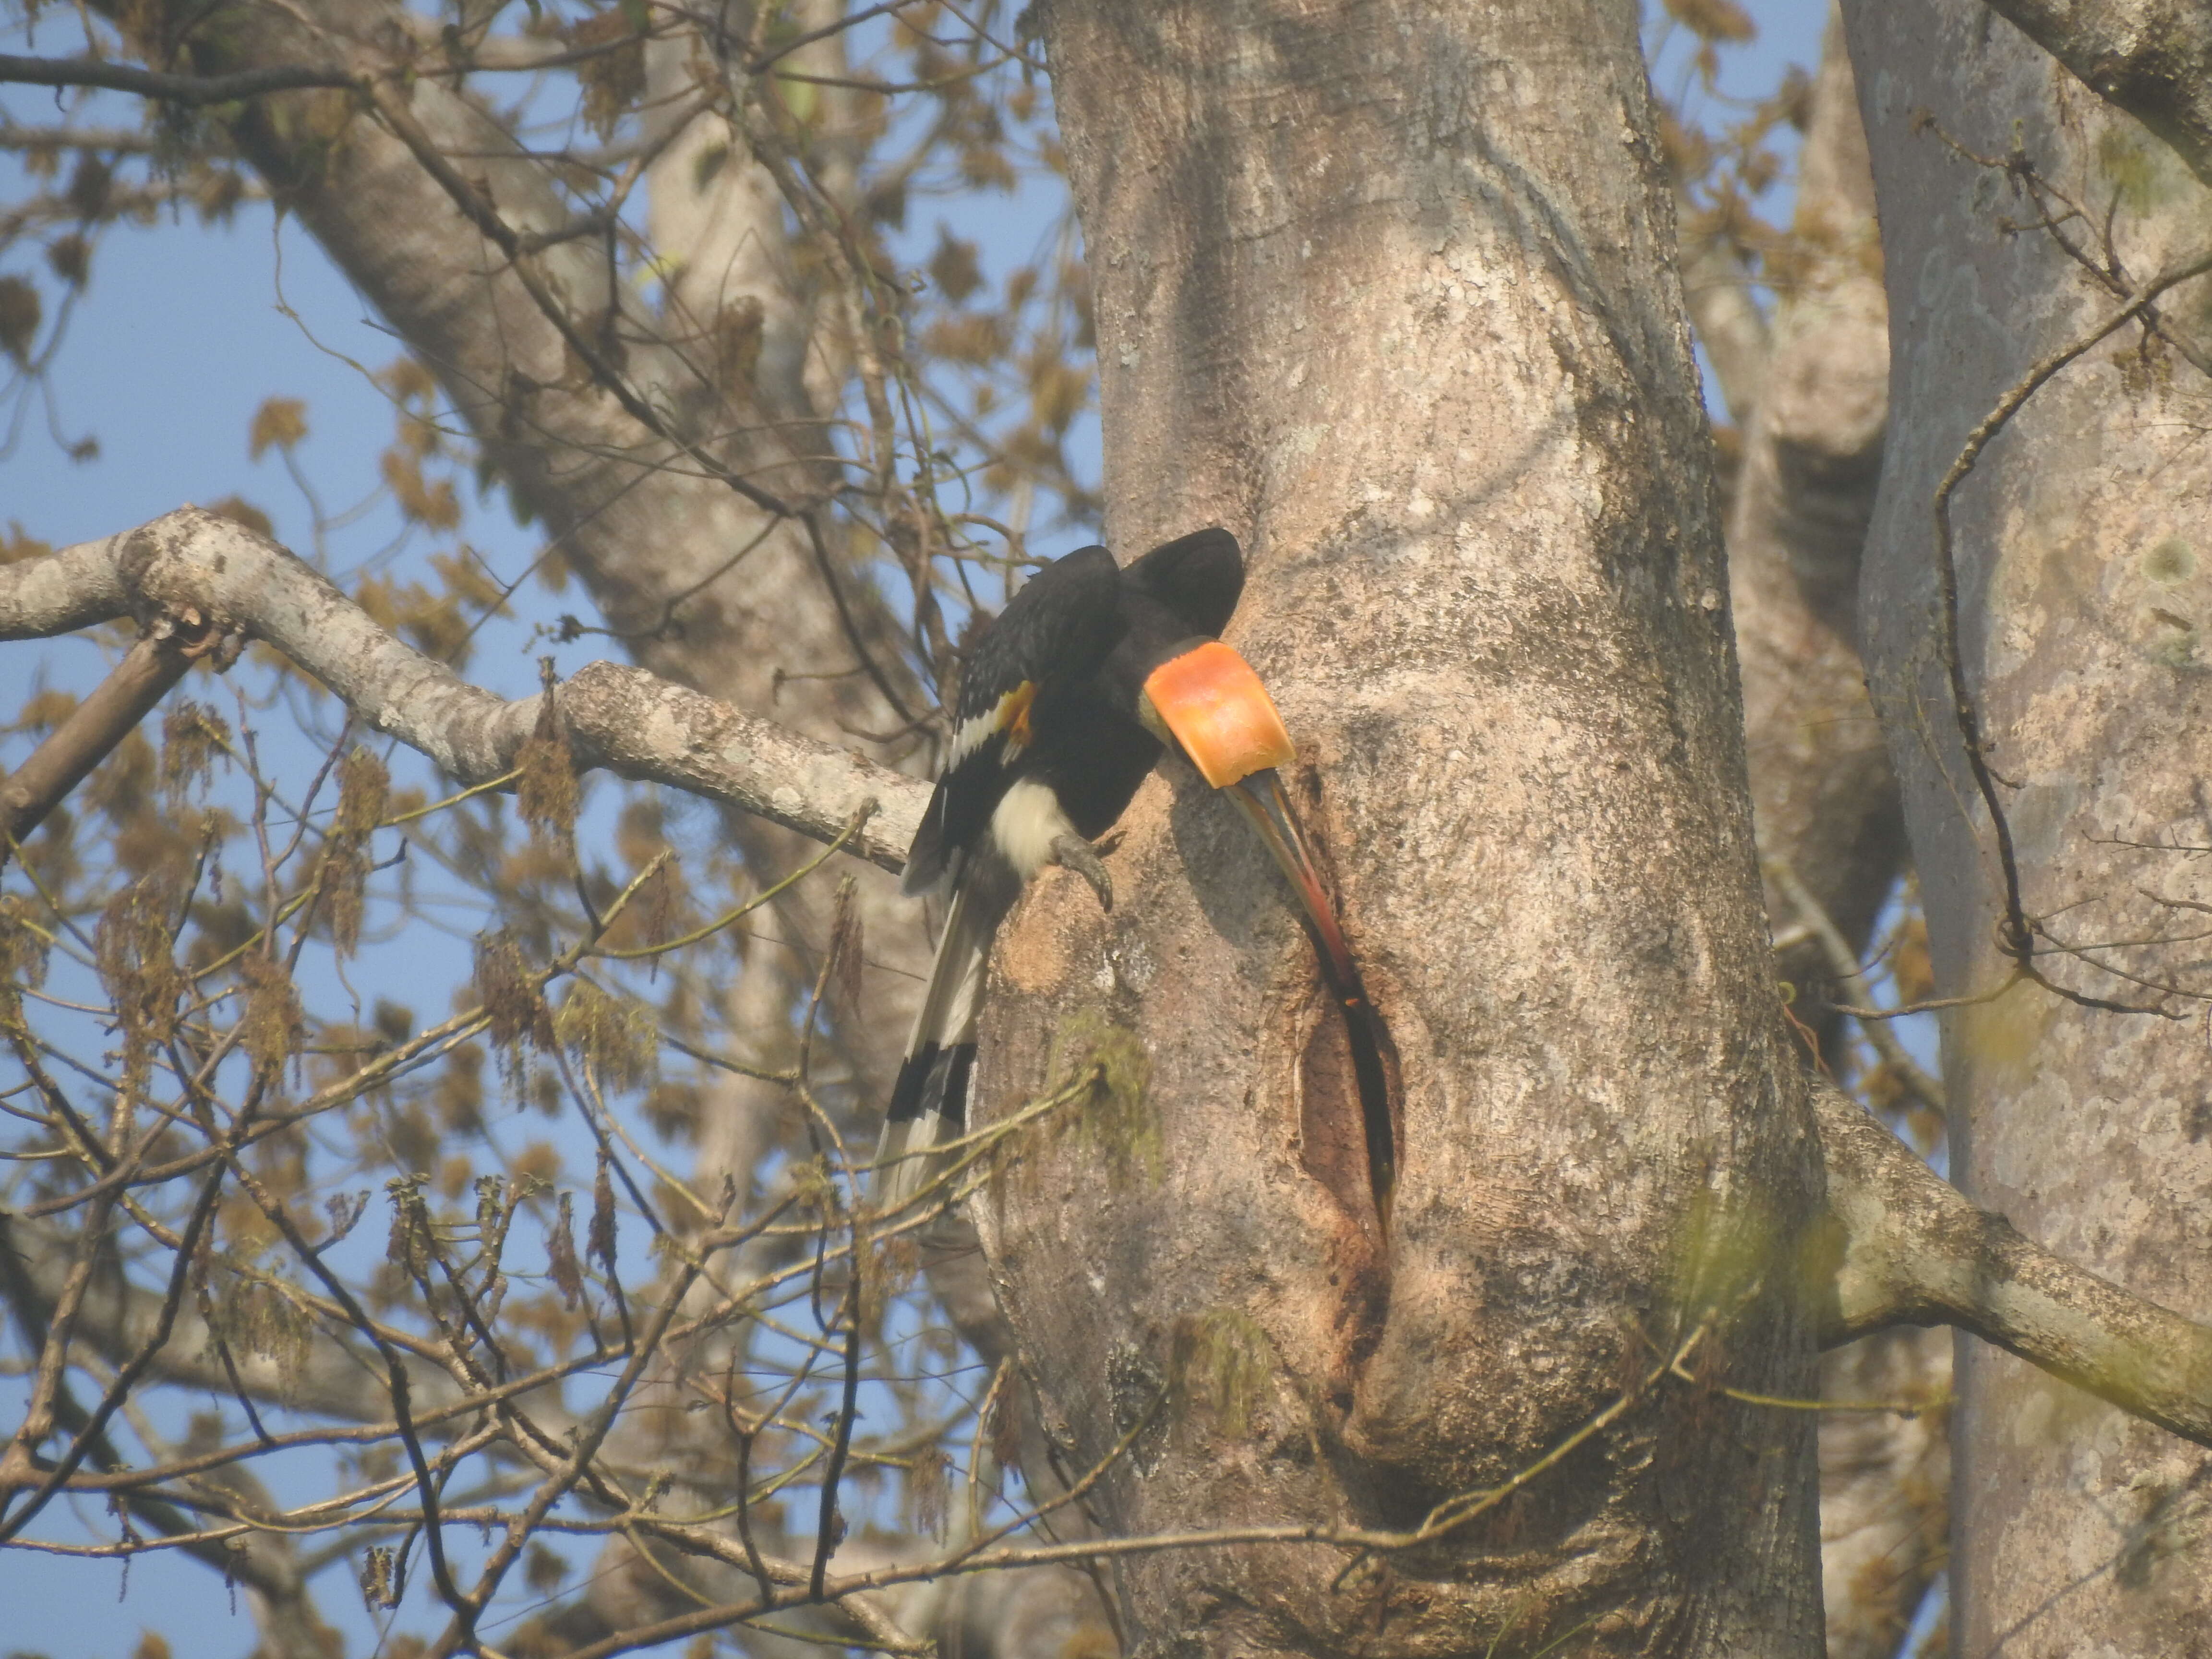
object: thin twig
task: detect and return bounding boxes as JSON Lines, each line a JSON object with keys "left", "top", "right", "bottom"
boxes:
{"left": 1930, "top": 242, "right": 2212, "bottom": 966}
{"left": 1766, "top": 856, "right": 1946, "bottom": 1112}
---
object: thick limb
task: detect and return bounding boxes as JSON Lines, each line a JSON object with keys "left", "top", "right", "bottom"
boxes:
{"left": 1814, "top": 1083, "right": 2212, "bottom": 1447}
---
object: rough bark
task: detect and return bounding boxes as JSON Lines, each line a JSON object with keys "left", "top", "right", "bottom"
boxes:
{"left": 1844, "top": 0, "right": 2212, "bottom": 1648}
{"left": 976, "top": 1, "right": 1828, "bottom": 1653}
{"left": 1974, "top": 0, "right": 2212, "bottom": 189}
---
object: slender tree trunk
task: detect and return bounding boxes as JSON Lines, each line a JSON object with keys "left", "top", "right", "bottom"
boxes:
{"left": 1716, "top": 15, "right": 1949, "bottom": 1650}
{"left": 974, "top": 1, "right": 1825, "bottom": 1651}
{"left": 1844, "top": 1, "right": 2212, "bottom": 1650}
{"left": 1730, "top": 10, "right": 1902, "bottom": 1045}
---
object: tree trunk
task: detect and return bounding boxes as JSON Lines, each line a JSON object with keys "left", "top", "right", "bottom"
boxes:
{"left": 1729, "top": 9, "right": 1903, "bottom": 1048}
{"left": 973, "top": 1, "right": 1825, "bottom": 1651}
{"left": 1844, "top": 0, "right": 2212, "bottom": 1650}
{"left": 1713, "top": 14, "right": 1948, "bottom": 1649}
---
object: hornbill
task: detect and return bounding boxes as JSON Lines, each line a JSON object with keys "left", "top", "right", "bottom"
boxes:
{"left": 876, "top": 528, "right": 1375, "bottom": 1211}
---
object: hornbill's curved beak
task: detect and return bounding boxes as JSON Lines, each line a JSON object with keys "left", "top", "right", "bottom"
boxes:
{"left": 1140, "top": 639, "right": 1397, "bottom": 1226}
{"left": 1140, "top": 642, "right": 1364, "bottom": 1006}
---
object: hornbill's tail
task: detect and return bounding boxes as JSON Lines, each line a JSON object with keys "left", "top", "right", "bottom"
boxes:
{"left": 875, "top": 878, "right": 999, "bottom": 1214}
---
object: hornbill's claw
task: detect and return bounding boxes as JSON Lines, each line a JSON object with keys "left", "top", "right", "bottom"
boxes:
{"left": 1050, "top": 833, "right": 1114, "bottom": 911}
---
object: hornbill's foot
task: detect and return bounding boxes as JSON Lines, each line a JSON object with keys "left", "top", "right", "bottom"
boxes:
{"left": 1049, "top": 833, "right": 1114, "bottom": 911}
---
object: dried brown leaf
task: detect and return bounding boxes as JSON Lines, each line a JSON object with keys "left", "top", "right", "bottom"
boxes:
{"left": 0, "top": 894, "right": 51, "bottom": 1026}
{"left": 909, "top": 1444, "right": 950, "bottom": 1540}
{"left": 0, "top": 276, "right": 42, "bottom": 364}
{"left": 546, "top": 1194, "right": 588, "bottom": 1309}
{"left": 516, "top": 729, "right": 579, "bottom": 859}
{"left": 569, "top": 8, "right": 647, "bottom": 140}
{"left": 525, "top": 1542, "right": 569, "bottom": 1593}
{"left": 95, "top": 876, "right": 183, "bottom": 1092}
{"left": 475, "top": 929, "right": 554, "bottom": 1058}
{"left": 47, "top": 232, "right": 88, "bottom": 288}
{"left": 335, "top": 747, "right": 389, "bottom": 838}
{"left": 237, "top": 951, "right": 303, "bottom": 1079}
{"left": 928, "top": 230, "right": 983, "bottom": 304}
{"left": 159, "top": 703, "right": 232, "bottom": 808}
{"left": 205, "top": 496, "right": 274, "bottom": 539}
{"left": 249, "top": 397, "right": 308, "bottom": 459}
{"left": 65, "top": 155, "right": 111, "bottom": 218}
{"left": 1664, "top": 0, "right": 1755, "bottom": 46}
{"left": 712, "top": 297, "right": 764, "bottom": 397}
{"left": 386, "top": 1174, "right": 432, "bottom": 1278}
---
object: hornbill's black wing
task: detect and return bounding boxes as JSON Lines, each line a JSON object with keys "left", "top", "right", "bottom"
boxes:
{"left": 1119, "top": 525, "right": 1244, "bottom": 639}
{"left": 880, "top": 544, "right": 1127, "bottom": 1209}
{"left": 900, "top": 543, "right": 1126, "bottom": 897}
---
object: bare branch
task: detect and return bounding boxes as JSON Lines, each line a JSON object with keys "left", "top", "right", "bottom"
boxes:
{"left": 0, "top": 614, "right": 222, "bottom": 857}
{"left": 1677, "top": 212, "right": 1770, "bottom": 425}
{"left": 1932, "top": 237, "right": 2212, "bottom": 970}
{"left": 0, "top": 509, "right": 926, "bottom": 870}
{"left": 0, "top": 52, "right": 359, "bottom": 105}
{"left": 1767, "top": 857, "right": 1944, "bottom": 1112}
{"left": 1815, "top": 1083, "right": 2212, "bottom": 1446}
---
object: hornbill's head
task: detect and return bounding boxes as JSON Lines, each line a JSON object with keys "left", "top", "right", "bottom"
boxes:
{"left": 1103, "top": 544, "right": 1365, "bottom": 1008}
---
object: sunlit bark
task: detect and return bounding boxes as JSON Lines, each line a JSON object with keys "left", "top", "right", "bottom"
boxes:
{"left": 1845, "top": 0, "right": 2212, "bottom": 1647}
{"left": 981, "top": 0, "right": 1827, "bottom": 1649}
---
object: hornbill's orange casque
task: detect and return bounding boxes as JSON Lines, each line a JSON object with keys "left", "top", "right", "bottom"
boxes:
{"left": 876, "top": 528, "right": 1374, "bottom": 1211}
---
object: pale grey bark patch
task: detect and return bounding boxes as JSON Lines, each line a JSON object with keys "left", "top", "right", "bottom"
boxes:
{"left": 1846, "top": 0, "right": 2212, "bottom": 1645}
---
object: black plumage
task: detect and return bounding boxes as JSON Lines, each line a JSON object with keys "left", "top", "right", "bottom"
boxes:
{"left": 876, "top": 528, "right": 1244, "bottom": 1208}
